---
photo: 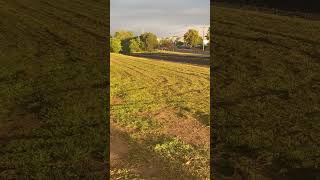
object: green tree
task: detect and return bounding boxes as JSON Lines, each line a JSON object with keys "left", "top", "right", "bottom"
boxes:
{"left": 114, "top": 31, "right": 135, "bottom": 53}
{"left": 160, "top": 38, "right": 173, "bottom": 50}
{"left": 110, "top": 37, "right": 122, "bottom": 53}
{"left": 129, "top": 37, "right": 142, "bottom": 53}
{"left": 114, "top": 31, "right": 134, "bottom": 41}
{"left": 183, "top": 29, "right": 202, "bottom": 48}
{"left": 175, "top": 40, "right": 184, "bottom": 48}
{"left": 140, "top": 32, "right": 158, "bottom": 51}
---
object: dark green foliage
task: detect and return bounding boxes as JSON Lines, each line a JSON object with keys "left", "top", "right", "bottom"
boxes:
{"left": 121, "top": 38, "right": 132, "bottom": 53}
{"left": 175, "top": 41, "right": 184, "bottom": 48}
{"left": 140, "top": 32, "right": 159, "bottom": 51}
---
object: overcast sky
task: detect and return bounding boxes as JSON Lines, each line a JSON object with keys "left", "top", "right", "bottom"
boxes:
{"left": 111, "top": 0, "right": 210, "bottom": 38}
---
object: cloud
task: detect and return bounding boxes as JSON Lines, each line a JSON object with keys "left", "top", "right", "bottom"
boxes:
{"left": 111, "top": 0, "right": 210, "bottom": 37}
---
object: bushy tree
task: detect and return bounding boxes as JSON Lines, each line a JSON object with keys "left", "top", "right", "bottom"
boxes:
{"left": 114, "top": 31, "right": 134, "bottom": 41}
{"left": 114, "top": 31, "right": 135, "bottom": 53}
{"left": 110, "top": 37, "right": 122, "bottom": 53}
{"left": 160, "top": 38, "right": 174, "bottom": 49}
{"left": 183, "top": 29, "right": 202, "bottom": 48}
{"left": 140, "top": 32, "right": 158, "bottom": 51}
{"left": 129, "top": 37, "right": 142, "bottom": 53}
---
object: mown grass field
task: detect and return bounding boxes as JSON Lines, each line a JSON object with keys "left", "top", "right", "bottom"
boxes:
{"left": 110, "top": 53, "right": 210, "bottom": 179}
{"left": 212, "top": 4, "right": 320, "bottom": 179}
{"left": 0, "top": 0, "right": 108, "bottom": 178}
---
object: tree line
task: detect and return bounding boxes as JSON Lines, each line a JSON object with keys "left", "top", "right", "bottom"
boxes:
{"left": 110, "top": 31, "right": 157, "bottom": 53}
{"left": 110, "top": 28, "right": 210, "bottom": 54}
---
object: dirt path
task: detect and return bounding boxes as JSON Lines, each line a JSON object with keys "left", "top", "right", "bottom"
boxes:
{"left": 110, "top": 126, "right": 129, "bottom": 169}
{"left": 110, "top": 123, "right": 166, "bottom": 179}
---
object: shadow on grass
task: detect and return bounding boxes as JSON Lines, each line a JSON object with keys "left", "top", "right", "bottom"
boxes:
{"left": 111, "top": 127, "right": 199, "bottom": 179}
{"left": 195, "top": 111, "right": 210, "bottom": 126}
{"left": 130, "top": 52, "right": 210, "bottom": 66}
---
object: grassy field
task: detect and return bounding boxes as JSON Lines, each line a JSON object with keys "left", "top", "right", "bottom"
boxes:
{"left": 212, "top": 5, "right": 320, "bottom": 179}
{"left": 110, "top": 53, "right": 210, "bottom": 179}
{"left": 0, "top": 0, "right": 108, "bottom": 178}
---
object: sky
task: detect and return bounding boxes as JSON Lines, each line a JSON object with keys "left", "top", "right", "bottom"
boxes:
{"left": 111, "top": 0, "right": 210, "bottom": 38}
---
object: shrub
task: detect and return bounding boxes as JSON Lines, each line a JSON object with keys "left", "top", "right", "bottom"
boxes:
{"left": 140, "top": 32, "right": 158, "bottom": 51}
{"left": 110, "top": 37, "right": 122, "bottom": 53}
{"left": 129, "top": 37, "right": 142, "bottom": 53}
{"left": 184, "top": 29, "right": 202, "bottom": 48}
{"left": 114, "top": 31, "right": 135, "bottom": 53}
{"left": 160, "top": 38, "right": 174, "bottom": 49}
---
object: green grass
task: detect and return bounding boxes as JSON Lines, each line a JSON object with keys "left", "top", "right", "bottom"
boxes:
{"left": 0, "top": 0, "right": 108, "bottom": 178}
{"left": 110, "top": 53, "right": 210, "bottom": 179}
{"left": 111, "top": 53, "right": 209, "bottom": 119}
{"left": 212, "top": 5, "right": 320, "bottom": 179}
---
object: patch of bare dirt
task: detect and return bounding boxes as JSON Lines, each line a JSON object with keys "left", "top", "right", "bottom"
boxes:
{"left": 111, "top": 105, "right": 202, "bottom": 179}
{"left": 111, "top": 97, "right": 124, "bottom": 105}
{"left": 110, "top": 124, "right": 130, "bottom": 169}
{"left": 133, "top": 164, "right": 164, "bottom": 180}
{"left": 110, "top": 123, "right": 167, "bottom": 179}
{"left": 0, "top": 113, "right": 41, "bottom": 178}
{"left": 154, "top": 108, "right": 210, "bottom": 148}
{"left": 0, "top": 113, "right": 41, "bottom": 144}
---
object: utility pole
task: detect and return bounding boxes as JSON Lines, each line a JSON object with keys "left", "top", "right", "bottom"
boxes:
{"left": 172, "top": 35, "right": 177, "bottom": 52}
{"left": 169, "top": 33, "right": 176, "bottom": 52}
{"left": 201, "top": 26, "right": 206, "bottom": 52}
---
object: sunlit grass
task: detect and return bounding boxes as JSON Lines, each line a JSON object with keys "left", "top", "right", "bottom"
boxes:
{"left": 110, "top": 53, "right": 210, "bottom": 179}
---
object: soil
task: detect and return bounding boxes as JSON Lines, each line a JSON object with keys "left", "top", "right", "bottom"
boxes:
{"left": 155, "top": 108, "right": 210, "bottom": 149}
{"left": 0, "top": 113, "right": 41, "bottom": 144}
